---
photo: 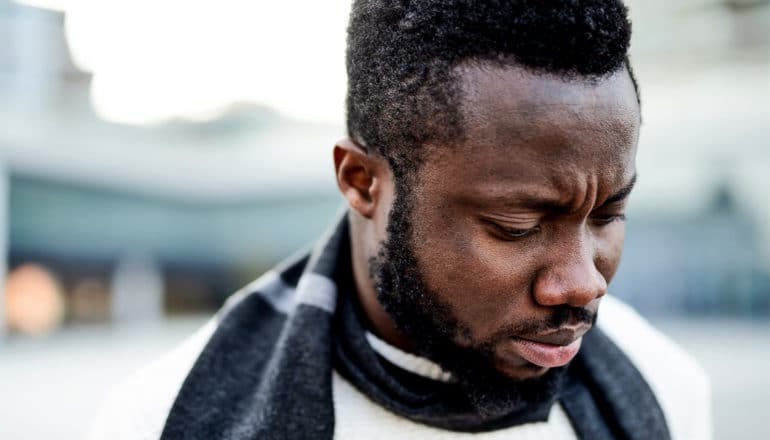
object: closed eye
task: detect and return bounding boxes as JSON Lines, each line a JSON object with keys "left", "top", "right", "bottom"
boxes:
{"left": 487, "top": 221, "right": 541, "bottom": 239}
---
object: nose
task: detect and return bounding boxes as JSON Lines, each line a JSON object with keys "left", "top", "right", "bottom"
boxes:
{"left": 532, "top": 244, "right": 607, "bottom": 308}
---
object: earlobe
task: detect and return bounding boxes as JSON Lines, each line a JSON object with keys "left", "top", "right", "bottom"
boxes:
{"left": 333, "top": 138, "right": 382, "bottom": 219}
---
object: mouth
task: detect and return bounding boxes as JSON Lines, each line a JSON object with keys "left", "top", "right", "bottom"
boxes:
{"left": 502, "top": 326, "right": 590, "bottom": 369}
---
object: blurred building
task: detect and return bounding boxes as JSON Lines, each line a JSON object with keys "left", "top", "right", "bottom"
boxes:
{"left": 0, "top": 0, "right": 769, "bottom": 335}
{"left": 0, "top": 0, "right": 344, "bottom": 332}
{"left": 617, "top": 0, "right": 770, "bottom": 316}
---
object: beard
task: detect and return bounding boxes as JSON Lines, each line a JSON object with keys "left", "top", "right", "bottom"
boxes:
{"left": 369, "top": 181, "right": 593, "bottom": 417}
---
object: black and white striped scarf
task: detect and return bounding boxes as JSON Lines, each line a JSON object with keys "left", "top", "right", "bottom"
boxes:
{"left": 160, "top": 214, "right": 670, "bottom": 439}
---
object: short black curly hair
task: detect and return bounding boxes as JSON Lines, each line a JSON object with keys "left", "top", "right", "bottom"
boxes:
{"left": 346, "top": 0, "right": 637, "bottom": 177}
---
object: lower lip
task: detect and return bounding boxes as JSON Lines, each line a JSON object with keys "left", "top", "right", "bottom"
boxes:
{"left": 508, "top": 337, "right": 582, "bottom": 368}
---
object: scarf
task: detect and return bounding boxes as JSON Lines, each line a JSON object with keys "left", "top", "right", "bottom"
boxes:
{"left": 161, "top": 214, "right": 670, "bottom": 439}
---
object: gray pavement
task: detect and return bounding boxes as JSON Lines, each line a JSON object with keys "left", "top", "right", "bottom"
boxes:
{"left": 0, "top": 317, "right": 208, "bottom": 440}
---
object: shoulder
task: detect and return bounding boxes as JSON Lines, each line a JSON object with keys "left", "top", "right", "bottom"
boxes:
{"left": 88, "top": 319, "right": 218, "bottom": 440}
{"left": 597, "top": 295, "right": 712, "bottom": 440}
{"left": 88, "top": 266, "right": 305, "bottom": 439}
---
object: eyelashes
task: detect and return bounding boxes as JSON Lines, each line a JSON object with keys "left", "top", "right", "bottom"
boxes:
{"left": 485, "top": 221, "right": 540, "bottom": 240}
{"left": 486, "top": 214, "right": 626, "bottom": 241}
{"left": 591, "top": 214, "right": 627, "bottom": 225}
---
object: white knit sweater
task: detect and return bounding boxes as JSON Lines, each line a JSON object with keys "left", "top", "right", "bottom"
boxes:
{"left": 89, "top": 295, "right": 712, "bottom": 439}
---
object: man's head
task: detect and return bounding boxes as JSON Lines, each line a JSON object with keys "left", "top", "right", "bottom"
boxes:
{"left": 334, "top": 0, "right": 640, "bottom": 414}
{"left": 345, "top": 0, "right": 637, "bottom": 176}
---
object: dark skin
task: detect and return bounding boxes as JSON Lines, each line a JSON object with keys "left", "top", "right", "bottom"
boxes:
{"left": 334, "top": 63, "right": 640, "bottom": 380}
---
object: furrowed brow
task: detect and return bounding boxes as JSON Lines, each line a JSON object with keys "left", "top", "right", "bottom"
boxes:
{"left": 474, "top": 175, "right": 637, "bottom": 213}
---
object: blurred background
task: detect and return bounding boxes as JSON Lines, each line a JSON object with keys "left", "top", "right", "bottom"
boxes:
{"left": 0, "top": 0, "right": 768, "bottom": 438}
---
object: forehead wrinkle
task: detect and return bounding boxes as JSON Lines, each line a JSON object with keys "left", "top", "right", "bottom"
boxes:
{"left": 415, "top": 63, "right": 639, "bottom": 214}
{"left": 454, "top": 159, "right": 633, "bottom": 218}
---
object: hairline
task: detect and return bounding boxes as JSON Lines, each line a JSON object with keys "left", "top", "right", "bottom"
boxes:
{"left": 353, "top": 58, "right": 640, "bottom": 176}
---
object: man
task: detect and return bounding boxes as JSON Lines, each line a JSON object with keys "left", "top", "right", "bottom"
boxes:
{"left": 92, "top": 1, "right": 711, "bottom": 438}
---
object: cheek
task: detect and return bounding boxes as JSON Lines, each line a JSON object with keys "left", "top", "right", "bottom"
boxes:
{"left": 411, "top": 209, "right": 538, "bottom": 339}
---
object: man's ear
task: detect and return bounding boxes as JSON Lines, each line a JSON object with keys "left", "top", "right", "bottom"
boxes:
{"left": 333, "top": 138, "right": 388, "bottom": 219}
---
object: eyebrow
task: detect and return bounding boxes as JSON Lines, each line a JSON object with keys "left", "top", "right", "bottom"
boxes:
{"left": 600, "top": 173, "right": 637, "bottom": 207}
{"left": 481, "top": 174, "right": 638, "bottom": 214}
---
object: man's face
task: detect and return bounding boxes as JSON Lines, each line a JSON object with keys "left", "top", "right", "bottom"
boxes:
{"left": 371, "top": 64, "right": 640, "bottom": 402}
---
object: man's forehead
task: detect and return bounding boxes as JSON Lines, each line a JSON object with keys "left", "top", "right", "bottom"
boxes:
{"left": 417, "top": 62, "right": 639, "bottom": 203}
{"left": 455, "top": 62, "right": 640, "bottom": 132}
{"left": 443, "top": 62, "right": 639, "bottom": 161}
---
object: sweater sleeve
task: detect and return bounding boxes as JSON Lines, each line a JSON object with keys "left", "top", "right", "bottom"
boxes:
{"left": 87, "top": 318, "right": 218, "bottom": 440}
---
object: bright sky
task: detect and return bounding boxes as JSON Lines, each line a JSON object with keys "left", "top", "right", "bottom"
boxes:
{"left": 17, "top": 0, "right": 351, "bottom": 126}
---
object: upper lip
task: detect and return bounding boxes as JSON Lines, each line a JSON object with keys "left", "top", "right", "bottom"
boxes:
{"left": 517, "top": 325, "right": 591, "bottom": 347}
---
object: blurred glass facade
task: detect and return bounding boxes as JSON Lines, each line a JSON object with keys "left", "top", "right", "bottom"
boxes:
{"left": 0, "top": 0, "right": 768, "bottom": 439}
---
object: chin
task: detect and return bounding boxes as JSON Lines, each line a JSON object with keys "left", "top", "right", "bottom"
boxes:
{"left": 496, "top": 362, "right": 550, "bottom": 381}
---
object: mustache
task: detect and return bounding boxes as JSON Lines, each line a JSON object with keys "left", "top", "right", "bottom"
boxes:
{"left": 548, "top": 305, "right": 596, "bottom": 328}
{"left": 484, "top": 305, "right": 597, "bottom": 346}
